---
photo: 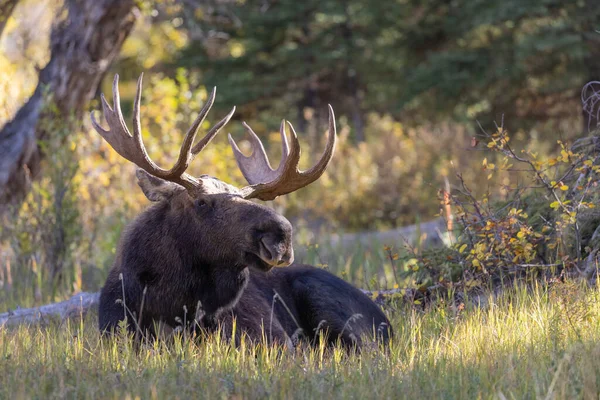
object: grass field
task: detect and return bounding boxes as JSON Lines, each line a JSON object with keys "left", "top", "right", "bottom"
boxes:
{"left": 1, "top": 281, "right": 600, "bottom": 399}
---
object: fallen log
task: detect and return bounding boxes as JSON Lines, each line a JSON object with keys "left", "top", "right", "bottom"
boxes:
{"left": 0, "top": 292, "right": 100, "bottom": 328}
{"left": 0, "top": 288, "right": 409, "bottom": 329}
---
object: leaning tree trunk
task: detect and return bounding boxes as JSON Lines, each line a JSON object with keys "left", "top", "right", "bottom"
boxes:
{"left": 0, "top": 0, "right": 18, "bottom": 38}
{"left": 0, "top": 0, "right": 137, "bottom": 214}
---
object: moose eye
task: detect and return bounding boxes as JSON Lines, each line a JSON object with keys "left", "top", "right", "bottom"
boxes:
{"left": 195, "top": 199, "right": 209, "bottom": 211}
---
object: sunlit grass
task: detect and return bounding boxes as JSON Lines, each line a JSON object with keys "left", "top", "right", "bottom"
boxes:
{"left": 1, "top": 282, "right": 600, "bottom": 399}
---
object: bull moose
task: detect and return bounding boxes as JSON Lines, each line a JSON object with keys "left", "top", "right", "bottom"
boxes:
{"left": 91, "top": 73, "right": 391, "bottom": 349}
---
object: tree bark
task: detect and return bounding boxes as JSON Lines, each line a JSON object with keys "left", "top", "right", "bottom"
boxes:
{"left": 581, "top": 13, "right": 600, "bottom": 133}
{"left": 0, "top": 0, "right": 137, "bottom": 214}
{"left": 0, "top": 0, "right": 18, "bottom": 38}
{"left": 0, "top": 292, "right": 99, "bottom": 328}
{"left": 341, "top": 1, "right": 365, "bottom": 143}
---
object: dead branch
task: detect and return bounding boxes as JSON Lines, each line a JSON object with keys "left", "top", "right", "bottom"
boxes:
{"left": 0, "top": 292, "right": 99, "bottom": 328}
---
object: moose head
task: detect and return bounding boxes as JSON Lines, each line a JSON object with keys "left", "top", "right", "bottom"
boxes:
{"left": 90, "top": 73, "right": 335, "bottom": 288}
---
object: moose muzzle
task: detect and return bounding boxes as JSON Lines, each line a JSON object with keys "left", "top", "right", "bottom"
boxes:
{"left": 258, "top": 233, "right": 294, "bottom": 268}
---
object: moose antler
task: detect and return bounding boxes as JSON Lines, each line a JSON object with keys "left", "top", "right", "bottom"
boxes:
{"left": 228, "top": 105, "right": 337, "bottom": 201}
{"left": 90, "top": 73, "right": 235, "bottom": 191}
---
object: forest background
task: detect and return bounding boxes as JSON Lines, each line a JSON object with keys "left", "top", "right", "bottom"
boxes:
{"left": 0, "top": 0, "right": 599, "bottom": 304}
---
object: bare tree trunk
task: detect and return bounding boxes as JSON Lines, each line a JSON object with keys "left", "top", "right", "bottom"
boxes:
{"left": 297, "top": 17, "right": 319, "bottom": 164}
{"left": 341, "top": 2, "right": 365, "bottom": 143}
{"left": 0, "top": 0, "right": 137, "bottom": 214}
{"left": 581, "top": 3, "right": 600, "bottom": 133}
{"left": 0, "top": 0, "right": 18, "bottom": 38}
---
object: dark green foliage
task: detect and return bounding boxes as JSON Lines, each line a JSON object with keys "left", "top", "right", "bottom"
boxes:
{"left": 391, "top": 0, "right": 600, "bottom": 129}
{"left": 177, "top": 0, "right": 393, "bottom": 141}
{"left": 176, "top": 0, "right": 600, "bottom": 135}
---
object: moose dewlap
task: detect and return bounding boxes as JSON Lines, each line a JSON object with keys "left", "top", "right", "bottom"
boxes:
{"left": 91, "top": 73, "right": 392, "bottom": 348}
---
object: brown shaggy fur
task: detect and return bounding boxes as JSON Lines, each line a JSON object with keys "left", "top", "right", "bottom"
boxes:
{"left": 99, "top": 170, "right": 391, "bottom": 349}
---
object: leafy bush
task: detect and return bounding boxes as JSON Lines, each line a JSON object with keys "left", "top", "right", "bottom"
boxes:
{"left": 392, "top": 124, "right": 600, "bottom": 301}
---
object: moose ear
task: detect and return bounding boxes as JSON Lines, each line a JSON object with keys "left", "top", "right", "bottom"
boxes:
{"left": 136, "top": 168, "right": 183, "bottom": 202}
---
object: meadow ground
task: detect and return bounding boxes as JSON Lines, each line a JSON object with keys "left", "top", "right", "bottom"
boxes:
{"left": 1, "top": 281, "right": 600, "bottom": 399}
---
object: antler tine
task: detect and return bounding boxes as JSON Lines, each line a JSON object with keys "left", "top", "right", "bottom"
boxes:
{"left": 228, "top": 121, "right": 280, "bottom": 184}
{"left": 91, "top": 74, "right": 177, "bottom": 187}
{"left": 167, "top": 87, "right": 217, "bottom": 177}
{"left": 91, "top": 73, "right": 235, "bottom": 191}
{"left": 91, "top": 74, "right": 163, "bottom": 178}
{"left": 301, "top": 104, "right": 336, "bottom": 177}
{"left": 110, "top": 74, "right": 129, "bottom": 137}
{"left": 129, "top": 73, "right": 164, "bottom": 176}
{"left": 230, "top": 105, "right": 337, "bottom": 201}
{"left": 165, "top": 86, "right": 236, "bottom": 177}
{"left": 279, "top": 119, "right": 290, "bottom": 161}
{"left": 191, "top": 104, "right": 236, "bottom": 155}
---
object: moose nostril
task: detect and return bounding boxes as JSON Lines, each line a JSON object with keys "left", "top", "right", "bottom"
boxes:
{"left": 259, "top": 239, "right": 273, "bottom": 259}
{"left": 278, "top": 251, "right": 293, "bottom": 266}
{"left": 259, "top": 234, "right": 293, "bottom": 266}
